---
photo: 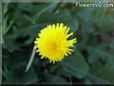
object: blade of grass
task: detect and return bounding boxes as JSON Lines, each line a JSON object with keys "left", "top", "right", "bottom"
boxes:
{"left": 25, "top": 48, "right": 36, "bottom": 72}
{"left": 33, "top": 3, "right": 57, "bottom": 23}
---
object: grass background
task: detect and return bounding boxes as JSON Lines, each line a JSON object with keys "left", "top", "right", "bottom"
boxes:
{"left": 1, "top": 1, "right": 114, "bottom": 85}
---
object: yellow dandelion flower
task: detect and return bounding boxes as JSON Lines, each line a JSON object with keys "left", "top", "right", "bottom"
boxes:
{"left": 34, "top": 23, "right": 77, "bottom": 63}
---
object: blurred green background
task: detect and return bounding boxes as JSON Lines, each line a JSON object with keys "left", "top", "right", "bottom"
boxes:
{"left": 2, "top": 1, "right": 114, "bottom": 85}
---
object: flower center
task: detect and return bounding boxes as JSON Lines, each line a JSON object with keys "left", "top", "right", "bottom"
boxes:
{"left": 51, "top": 42, "right": 58, "bottom": 51}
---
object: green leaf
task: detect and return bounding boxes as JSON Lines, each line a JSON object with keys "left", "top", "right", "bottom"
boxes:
{"left": 76, "top": 8, "right": 95, "bottom": 23}
{"left": 11, "top": 61, "right": 38, "bottom": 83}
{"left": 53, "top": 48, "right": 89, "bottom": 79}
{"left": 20, "top": 68, "right": 38, "bottom": 84}
{"left": 37, "top": 9, "right": 79, "bottom": 33}
{"left": 2, "top": 17, "right": 13, "bottom": 36}
{"left": 87, "top": 46, "right": 113, "bottom": 64}
{"left": 33, "top": 3, "right": 58, "bottom": 23}
{"left": 21, "top": 24, "right": 46, "bottom": 45}
{"left": 44, "top": 73, "right": 68, "bottom": 84}
{"left": 90, "top": 60, "right": 114, "bottom": 84}
{"left": 86, "top": 46, "right": 114, "bottom": 84}
{"left": 94, "top": 15, "right": 113, "bottom": 38}
{"left": 85, "top": 74, "right": 111, "bottom": 84}
{"left": 2, "top": 65, "right": 14, "bottom": 82}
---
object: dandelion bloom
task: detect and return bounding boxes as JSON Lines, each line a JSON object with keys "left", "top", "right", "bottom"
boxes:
{"left": 34, "top": 23, "right": 77, "bottom": 63}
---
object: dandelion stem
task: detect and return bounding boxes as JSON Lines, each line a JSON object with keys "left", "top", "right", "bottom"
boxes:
{"left": 25, "top": 48, "right": 36, "bottom": 72}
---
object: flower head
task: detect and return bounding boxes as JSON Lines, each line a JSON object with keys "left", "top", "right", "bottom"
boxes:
{"left": 34, "top": 23, "right": 77, "bottom": 63}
